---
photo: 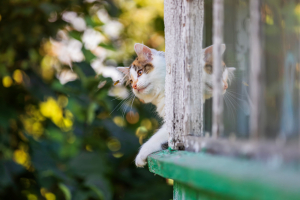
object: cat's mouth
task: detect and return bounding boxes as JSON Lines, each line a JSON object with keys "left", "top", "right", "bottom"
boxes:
{"left": 136, "top": 83, "right": 151, "bottom": 93}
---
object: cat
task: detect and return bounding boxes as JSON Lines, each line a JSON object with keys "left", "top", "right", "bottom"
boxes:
{"left": 117, "top": 43, "right": 235, "bottom": 167}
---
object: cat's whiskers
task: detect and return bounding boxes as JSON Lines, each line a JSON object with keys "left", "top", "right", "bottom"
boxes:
{"left": 110, "top": 96, "right": 121, "bottom": 101}
{"left": 223, "top": 95, "right": 232, "bottom": 119}
{"left": 223, "top": 89, "right": 251, "bottom": 126}
{"left": 110, "top": 92, "right": 134, "bottom": 115}
{"left": 226, "top": 89, "right": 246, "bottom": 98}
{"left": 226, "top": 93, "right": 244, "bottom": 109}
{"left": 130, "top": 95, "right": 136, "bottom": 118}
{"left": 223, "top": 94, "right": 237, "bottom": 125}
{"left": 225, "top": 97, "right": 236, "bottom": 124}
{"left": 226, "top": 94, "right": 239, "bottom": 113}
{"left": 121, "top": 93, "right": 135, "bottom": 117}
{"left": 226, "top": 90, "right": 249, "bottom": 109}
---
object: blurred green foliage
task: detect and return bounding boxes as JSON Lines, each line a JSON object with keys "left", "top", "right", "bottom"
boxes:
{"left": 0, "top": 0, "right": 171, "bottom": 200}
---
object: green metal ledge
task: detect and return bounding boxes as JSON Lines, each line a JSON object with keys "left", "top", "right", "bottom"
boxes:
{"left": 148, "top": 150, "right": 300, "bottom": 200}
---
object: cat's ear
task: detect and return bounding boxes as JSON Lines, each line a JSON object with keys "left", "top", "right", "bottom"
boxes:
{"left": 117, "top": 67, "right": 130, "bottom": 76}
{"left": 134, "top": 43, "right": 153, "bottom": 62}
{"left": 203, "top": 44, "right": 226, "bottom": 61}
{"left": 203, "top": 45, "right": 213, "bottom": 61}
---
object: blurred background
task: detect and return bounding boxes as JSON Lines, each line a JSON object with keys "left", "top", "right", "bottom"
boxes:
{"left": 0, "top": 0, "right": 172, "bottom": 200}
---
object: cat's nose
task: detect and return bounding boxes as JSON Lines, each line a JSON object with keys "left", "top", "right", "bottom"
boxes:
{"left": 132, "top": 80, "right": 138, "bottom": 89}
{"left": 132, "top": 83, "right": 137, "bottom": 89}
{"left": 223, "top": 81, "right": 228, "bottom": 90}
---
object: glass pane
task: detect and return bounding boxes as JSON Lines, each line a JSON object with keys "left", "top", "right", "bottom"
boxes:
{"left": 203, "top": 0, "right": 300, "bottom": 144}
{"left": 263, "top": 0, "right": 300, "bottom": 142}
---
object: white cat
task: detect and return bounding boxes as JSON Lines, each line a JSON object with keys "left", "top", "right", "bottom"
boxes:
{"left": 117, "top": 43, "right": 235, "bottom": 167}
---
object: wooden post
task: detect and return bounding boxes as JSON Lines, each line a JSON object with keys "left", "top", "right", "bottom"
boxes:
{"left": 164, "top": 0, "right": 205, "bottom": 150}
{"left": 212, "top": 0, "right": 224, "bottom": 138}
{"left": 250, "top": 0, "right": 263, "bottom": 139}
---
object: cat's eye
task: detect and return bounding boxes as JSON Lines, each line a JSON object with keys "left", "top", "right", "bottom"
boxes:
{"left": 130, "top": 80, "right": 133, "bottom": 84}
{"left": 137, "top": 69, "right": 143, "bottom": 77}
{"left": 205, "top": 64, "right": 213, "bottom": 74}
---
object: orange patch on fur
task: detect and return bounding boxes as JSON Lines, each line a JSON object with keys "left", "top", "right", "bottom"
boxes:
{"left": 139, "top": 98, "right": 145, "bottom": 103}
{"left": 131, "top": 57, "right": 154, "bottom": 74}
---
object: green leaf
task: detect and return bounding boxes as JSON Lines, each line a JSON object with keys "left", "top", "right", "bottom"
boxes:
{"left": 85, "top": 16, "right": 97, "bottom": 27}
{"left": 58, "top": 183, "right": 72, "bottom": 200}
{"left": 69, "top": 31, "right": 82, "bottom": 41}
{"left": 87, "top": 102, "right": 98, "bottom": 124}
{"left": 82, "top": 48, "right": 96, "bottom": 63}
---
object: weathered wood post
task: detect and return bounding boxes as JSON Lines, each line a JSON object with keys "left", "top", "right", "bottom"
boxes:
{"left": 212, "top": 0, "right": 224, "bottom": 138}
{"left": 250, "top": 0, "right": 264, "bottom": 139}
{"left": 164, "top": 0, "right": 205, "bottom": 150}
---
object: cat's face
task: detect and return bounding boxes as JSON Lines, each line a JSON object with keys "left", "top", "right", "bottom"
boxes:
{"left": 117, "top": 43, "right": 235, "bottom": 102}
{"left": 202, "top": 44, "right": 235, "bottom": 99}
{"left": 117, "top": 43, "right": 166, "bottom": 103}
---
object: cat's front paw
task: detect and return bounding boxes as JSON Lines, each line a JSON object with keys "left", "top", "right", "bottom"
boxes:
{"left": 135, "top": 153, "right": 147, "bottom": 167}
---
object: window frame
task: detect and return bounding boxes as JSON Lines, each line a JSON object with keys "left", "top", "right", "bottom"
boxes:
{"left": 151, "top": 0, "right": 300, "bottom": 199}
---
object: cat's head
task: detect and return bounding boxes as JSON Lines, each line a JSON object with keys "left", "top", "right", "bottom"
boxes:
{"left": 117, "top": 43, "right": 235, "bottom": 102}
{"left": 202, "top": 44, "right": 235, "bottom": 99}
{"left": 117, "top": 43, "right": 166, "bottom": 103}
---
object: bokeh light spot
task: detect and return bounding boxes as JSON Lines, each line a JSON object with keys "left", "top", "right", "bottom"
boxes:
{"left": 135, "top": 126, "right": 148, "bottom": 144}
{"left": 107, "top": 137, "right": 121, "bottom": 151}
{"left": 14, "top": 149, "right": 30, "bottom": 168}
{"left": 113, "top": 116, "right": 126, "bottom": 127}
{"left": 86, "top": 145, "right": 93, "bottom": 152}
{"left": 2, "top": 76, "right": 13, "bottom": 87}
{"left": 141, "top": 119, "right": 152, "bottom": 130}
{"left": 45, "top": 192, "right": 56, "bottom": 200}
{"left": 40, "top": 188, "right": 47, "bottom": 197}
{"left": 40, "top": 97, "right": 73, "bottom": 131}
{"left": 112, "top": 152, "right": 124, "bottom": 158}
{"left": 126, "top": 111, "right": 139, "bottom": 124}
{"left": 27, "top": 194, "right": 37, "bottom": 200}
{"left": 13, "top": 69, "right": 23, "bottom": 84}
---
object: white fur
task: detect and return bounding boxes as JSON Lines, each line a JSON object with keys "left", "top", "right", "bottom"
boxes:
{"left": 130, "top": 48, "right": 166, "bottom": 117}
{"left": 135, "top": 124, "right": 168, "bottom": 167}
{"left": 117, "top": 44, "right": 235, "bottom": 167}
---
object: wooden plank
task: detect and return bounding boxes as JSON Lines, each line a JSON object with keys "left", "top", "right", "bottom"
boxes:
{"left": 250, "top": 0, "right": 264, "bottom": 139}
{"left": 148, "top": 150, "right": 300, "bottom": 200}
{"left": 164, "top": 0, "right": 205, "bottom": 150}
{"left": 212, "top": 0, "right": 224, "bottom": 138}
{"left": 173, "top": 181, "right": 199, "bottom": 200}
{"left": 184, "top": 136, "right": 300, "bottom": 163}
{"left": 174, "top": 181, "right": 223, "bottom": 200}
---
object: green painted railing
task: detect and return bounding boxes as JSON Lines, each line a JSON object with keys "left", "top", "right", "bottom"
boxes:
{"left": 148, "top": 150, "right": 300, "bottom": 200}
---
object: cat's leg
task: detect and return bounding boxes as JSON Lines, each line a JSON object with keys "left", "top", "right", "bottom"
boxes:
{"left": 135, "top": 123, "right": 168, "bottom": 167}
